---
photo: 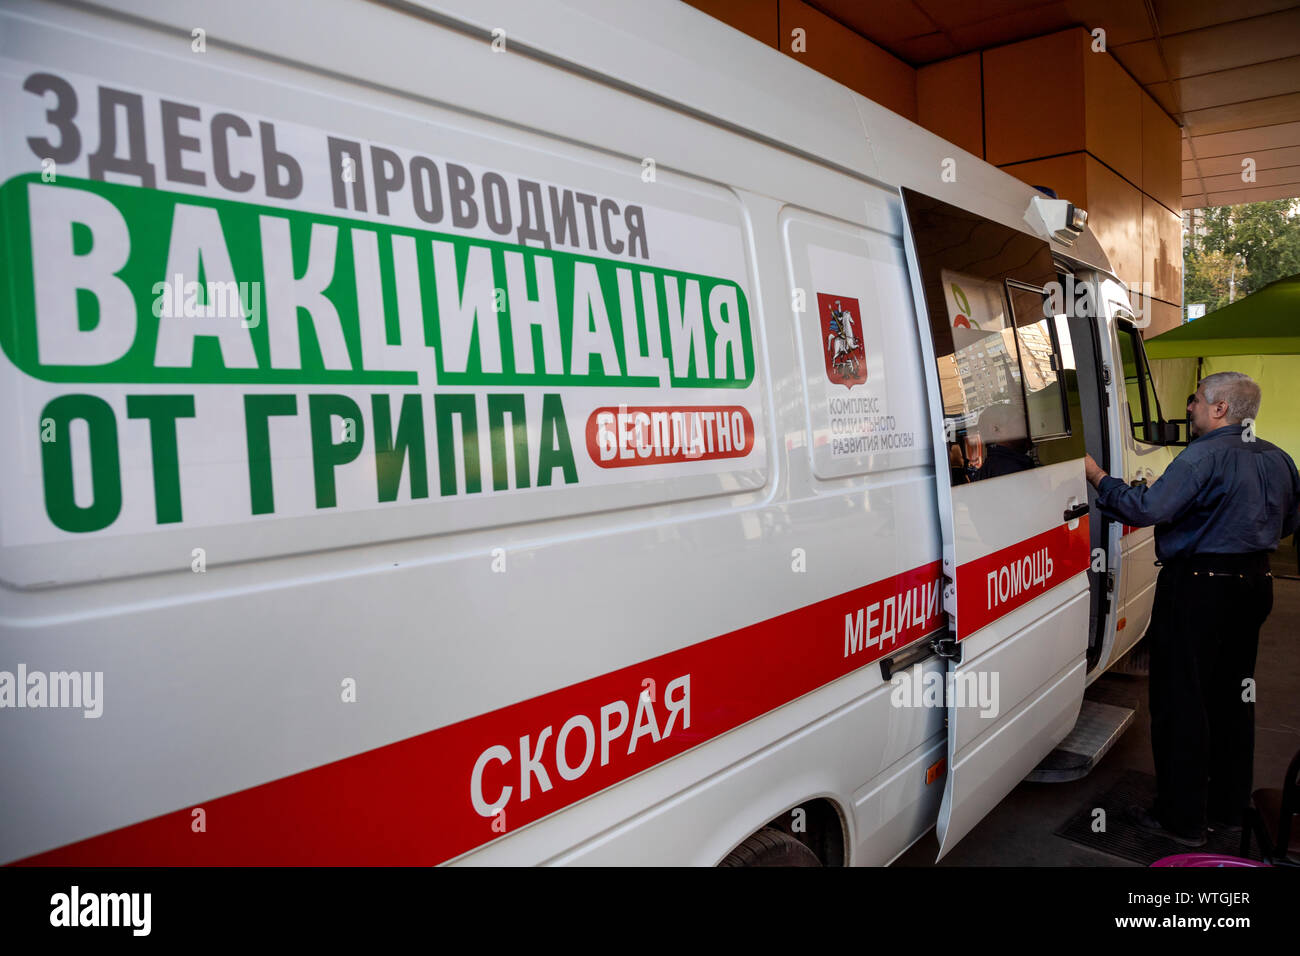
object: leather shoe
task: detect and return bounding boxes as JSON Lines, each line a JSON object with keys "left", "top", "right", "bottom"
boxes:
{"left": 1126, "top": 805, "right": 1207, "bottom": 847}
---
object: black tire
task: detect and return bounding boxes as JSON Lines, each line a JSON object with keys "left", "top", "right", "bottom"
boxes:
{"left": 718, "top": 828, "right": 822, "bottom": 867}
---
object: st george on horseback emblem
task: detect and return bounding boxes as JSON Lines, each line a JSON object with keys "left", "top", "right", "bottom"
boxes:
{"left": 816, "top": 293, "right": 867, "bottom": 388}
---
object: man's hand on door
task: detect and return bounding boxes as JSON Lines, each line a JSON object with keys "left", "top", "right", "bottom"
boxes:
{"left": 1083, "top": 454, "right": 1108, "bottom": 487}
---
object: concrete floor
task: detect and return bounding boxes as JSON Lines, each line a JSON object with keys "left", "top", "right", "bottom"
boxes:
{"left": 895, "top": 574, "right": 1300, "bottom": 866}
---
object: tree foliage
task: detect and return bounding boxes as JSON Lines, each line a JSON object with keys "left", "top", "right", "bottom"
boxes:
{"left": 1183, "top": 248, "right": 1247, "bottom": 315}
{"left": 1183, "top": 198, "right": 1300, "bottom": 317}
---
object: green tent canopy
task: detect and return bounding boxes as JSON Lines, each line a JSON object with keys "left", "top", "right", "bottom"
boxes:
{"left": 1145, "top": 274, "right": 1300, "bottom": 358}
{"left": 1145, "top": 273, "right": 1300, "bottom": 465}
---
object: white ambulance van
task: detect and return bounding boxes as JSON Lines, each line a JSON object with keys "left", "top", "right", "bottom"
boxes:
{"left": 0, "top": 0, "right": 1181, "bottom": 865}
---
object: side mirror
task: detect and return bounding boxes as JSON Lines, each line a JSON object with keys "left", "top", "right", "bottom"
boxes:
{"left": 1156, "top": 421, "right": 1181, "bottom": 445}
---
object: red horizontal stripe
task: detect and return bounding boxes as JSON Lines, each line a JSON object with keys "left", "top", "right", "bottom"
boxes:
{"left": 955, "top": 517, "right": 1090, "bottom": 640}
{"left": 15, "top": 561, "right": 943, "bottom": 866}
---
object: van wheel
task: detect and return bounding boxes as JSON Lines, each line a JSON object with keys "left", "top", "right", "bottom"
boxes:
{"left": 719, "top": 828, "right": 821, "bottom": 867}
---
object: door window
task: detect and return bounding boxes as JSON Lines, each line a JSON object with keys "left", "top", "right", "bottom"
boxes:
{"left": 1007, "top": 283, "right": 1086, "bottom": 465}
{"left": 1114, "top": 317, "right": 1166, "bottom": 444}
{"left": 902, "top": 190, "right": 1062, "bottom": 486}
{"left": 936, "top": 277, "right": 1080, "bottom": 483}
{"left": 939, "top": 271, "right": 1026, "bottom": 480}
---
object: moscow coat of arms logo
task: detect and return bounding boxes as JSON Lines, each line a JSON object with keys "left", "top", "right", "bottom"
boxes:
{"left": 816, "top": 293, "right": 867, "bottom": 388}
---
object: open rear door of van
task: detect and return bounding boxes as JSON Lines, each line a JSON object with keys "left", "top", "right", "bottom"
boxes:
{"left": 900, "top": 189, "right": 1092, "bottom": 858}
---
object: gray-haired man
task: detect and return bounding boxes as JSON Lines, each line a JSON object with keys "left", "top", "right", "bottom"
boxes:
{"left": 1083, "top": 371, "right": 1300, "bottom": 846}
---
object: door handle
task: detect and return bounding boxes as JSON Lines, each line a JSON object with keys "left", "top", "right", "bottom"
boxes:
{"left": 1063, "top": 502, "right": 1089, "bottom": 522}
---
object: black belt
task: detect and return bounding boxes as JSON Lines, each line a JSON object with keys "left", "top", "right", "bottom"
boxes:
{"left": 1158, "top": 552, "right": 1272, "bottom": 577}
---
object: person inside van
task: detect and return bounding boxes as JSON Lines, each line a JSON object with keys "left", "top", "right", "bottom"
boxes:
{"left": 972, "top": 403, "right": 1034, "bottom": 480}
{"left": 948, "top": 443, "right": 970, "bottom": 484}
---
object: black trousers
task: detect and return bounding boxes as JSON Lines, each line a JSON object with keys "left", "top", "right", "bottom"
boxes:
{"left": 1147, "top": 552, "right": 1273, "bottom": 833}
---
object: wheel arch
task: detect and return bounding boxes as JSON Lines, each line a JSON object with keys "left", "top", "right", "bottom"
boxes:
{"left": 715, "top": 795, "right": 849, "bottom": 866}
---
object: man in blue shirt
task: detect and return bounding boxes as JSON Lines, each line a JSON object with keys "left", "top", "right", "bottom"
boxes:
{"left": 1084, "top": 371, "right": 1300, "bottom": 847}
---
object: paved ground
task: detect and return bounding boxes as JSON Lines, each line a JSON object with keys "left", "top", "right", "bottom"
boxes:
{"left": 895, "top": 574, "right": 1300, "bottom": 866}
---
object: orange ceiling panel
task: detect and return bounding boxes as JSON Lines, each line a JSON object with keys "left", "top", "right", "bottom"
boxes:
{"left": 697, "top": 0, "right": 1300, "bottom": 206}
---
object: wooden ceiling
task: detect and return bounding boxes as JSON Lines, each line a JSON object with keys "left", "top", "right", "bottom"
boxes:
{"left": 807, "top": 0, "right": 1300, "bottom": 208}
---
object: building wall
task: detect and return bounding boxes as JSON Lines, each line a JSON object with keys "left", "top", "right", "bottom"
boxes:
{"left": 979, "top": 29, "right": 1182, "bottom": 336}
{"left": 683, "top": 0, "right": 916, "bottom": 119}
{"left": 682, "top": 6, "right": 1182, "bottom": 335}
{"left": 916, "top": 52, "right": 983, "bottom": 158}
